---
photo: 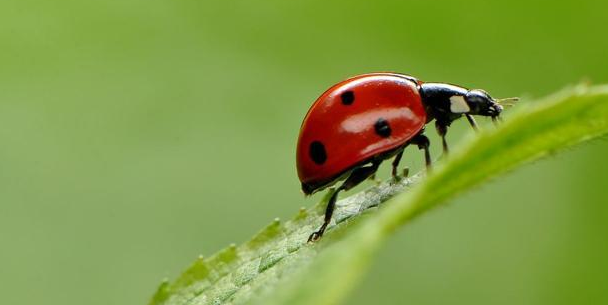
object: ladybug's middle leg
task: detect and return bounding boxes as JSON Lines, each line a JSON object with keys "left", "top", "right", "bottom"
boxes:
{"left": 308, "top": 160, "right": 381, "bottom": 242}
{"left": 435, "top": 121, "right": 450, "bottom": 155}
{"left": 410, "top": 133, "right": 431, "bottom": 169}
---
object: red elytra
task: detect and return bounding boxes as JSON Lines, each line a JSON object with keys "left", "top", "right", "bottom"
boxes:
{"left": 296, "top": 73, "right": 426, "bottom": 191}
{"left": 297, "top": 72, "right": 511, "bottom": 241}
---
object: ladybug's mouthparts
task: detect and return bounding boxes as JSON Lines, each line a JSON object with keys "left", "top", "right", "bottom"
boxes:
{"left": 485, "top": 103, "right": 503, "bottom": 117}
{"left": 491, "top": 115, "right": 503, "bottom": 123}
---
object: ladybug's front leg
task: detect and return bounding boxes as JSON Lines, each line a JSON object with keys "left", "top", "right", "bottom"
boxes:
{"left": 465, "top": 114, "right": 479, "bottom": 130}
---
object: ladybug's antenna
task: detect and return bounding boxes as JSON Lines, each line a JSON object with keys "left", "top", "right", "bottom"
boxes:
{"left": 496, "top": 97, "right": 519, "bottom": 107}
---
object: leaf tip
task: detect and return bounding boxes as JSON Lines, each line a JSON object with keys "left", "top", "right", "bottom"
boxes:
{"left": 148, "top": 277, "right": 171, "bottom": 305}
{"left": 245, "top": 217, "right": 285, "bottom": 249}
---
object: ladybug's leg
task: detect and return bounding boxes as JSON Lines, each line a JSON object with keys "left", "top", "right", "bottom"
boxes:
{"left": 391, "top": 150, "right": 404, "bottom": 180}
{"left": 465, "top": 114, "right": 479, "bottom": 130}
{"left": 341, "top": 160, "right": 381, "bottom": 191}
{"left": 367, "top": 173, "right": 381, "bottom": 184}
{"left": 403, "top": 167, "right": 410, "bottom": 178}
{"left": 410, "top": 133, "right": 431, "bottom": 169}
{"left": 435, "top": 121, "right": 449, "bottom": 155}
{"left": 307, "top": 189, "right": 340, "bottom": 242}
{"left": 308, "top": 161, "right": 381, "bottom": 242}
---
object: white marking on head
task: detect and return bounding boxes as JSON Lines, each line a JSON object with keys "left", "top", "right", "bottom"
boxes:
{"left": 449, "top": 95, "right": 470, "bottom": 113}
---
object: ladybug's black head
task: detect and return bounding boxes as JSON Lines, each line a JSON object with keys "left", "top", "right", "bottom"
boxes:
{"left": 464, "top": 89, "right": 503, "bottom": 118}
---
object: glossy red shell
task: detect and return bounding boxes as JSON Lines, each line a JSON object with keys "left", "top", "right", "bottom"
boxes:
{"left": 296, "top": 73, "right": 427, "bottom": 192}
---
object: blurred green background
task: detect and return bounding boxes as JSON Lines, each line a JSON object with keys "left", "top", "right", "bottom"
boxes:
{"left": 1, "top": 0, "right": 607, "bottom": 304}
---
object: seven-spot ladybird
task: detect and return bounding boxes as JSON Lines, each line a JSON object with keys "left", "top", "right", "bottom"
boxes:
{"left": 296, "top": 73, "right": 517, "bottom": 241}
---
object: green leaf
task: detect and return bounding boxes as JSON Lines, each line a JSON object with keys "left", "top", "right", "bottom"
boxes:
{"left": 149, "top": 84, "right": 608, "bottom": 305}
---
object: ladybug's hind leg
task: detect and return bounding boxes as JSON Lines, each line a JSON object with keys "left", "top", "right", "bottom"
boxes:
{"left": 308, "top": 161, "right": 381, "bottom": 242}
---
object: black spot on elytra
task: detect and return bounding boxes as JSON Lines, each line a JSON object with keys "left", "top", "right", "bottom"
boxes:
{"left": 340, "top": 91, "right": 355, "bottom": 105}
{"left": 374, "top": 118, "right": 391, "bottom": 138}
{"left": 309, "top": 141, "right": 327, "bottom": 165}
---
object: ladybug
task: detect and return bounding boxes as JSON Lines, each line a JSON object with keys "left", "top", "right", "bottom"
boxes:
{"left": 297, "top": 72, "right": 517, "bottom": 241}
